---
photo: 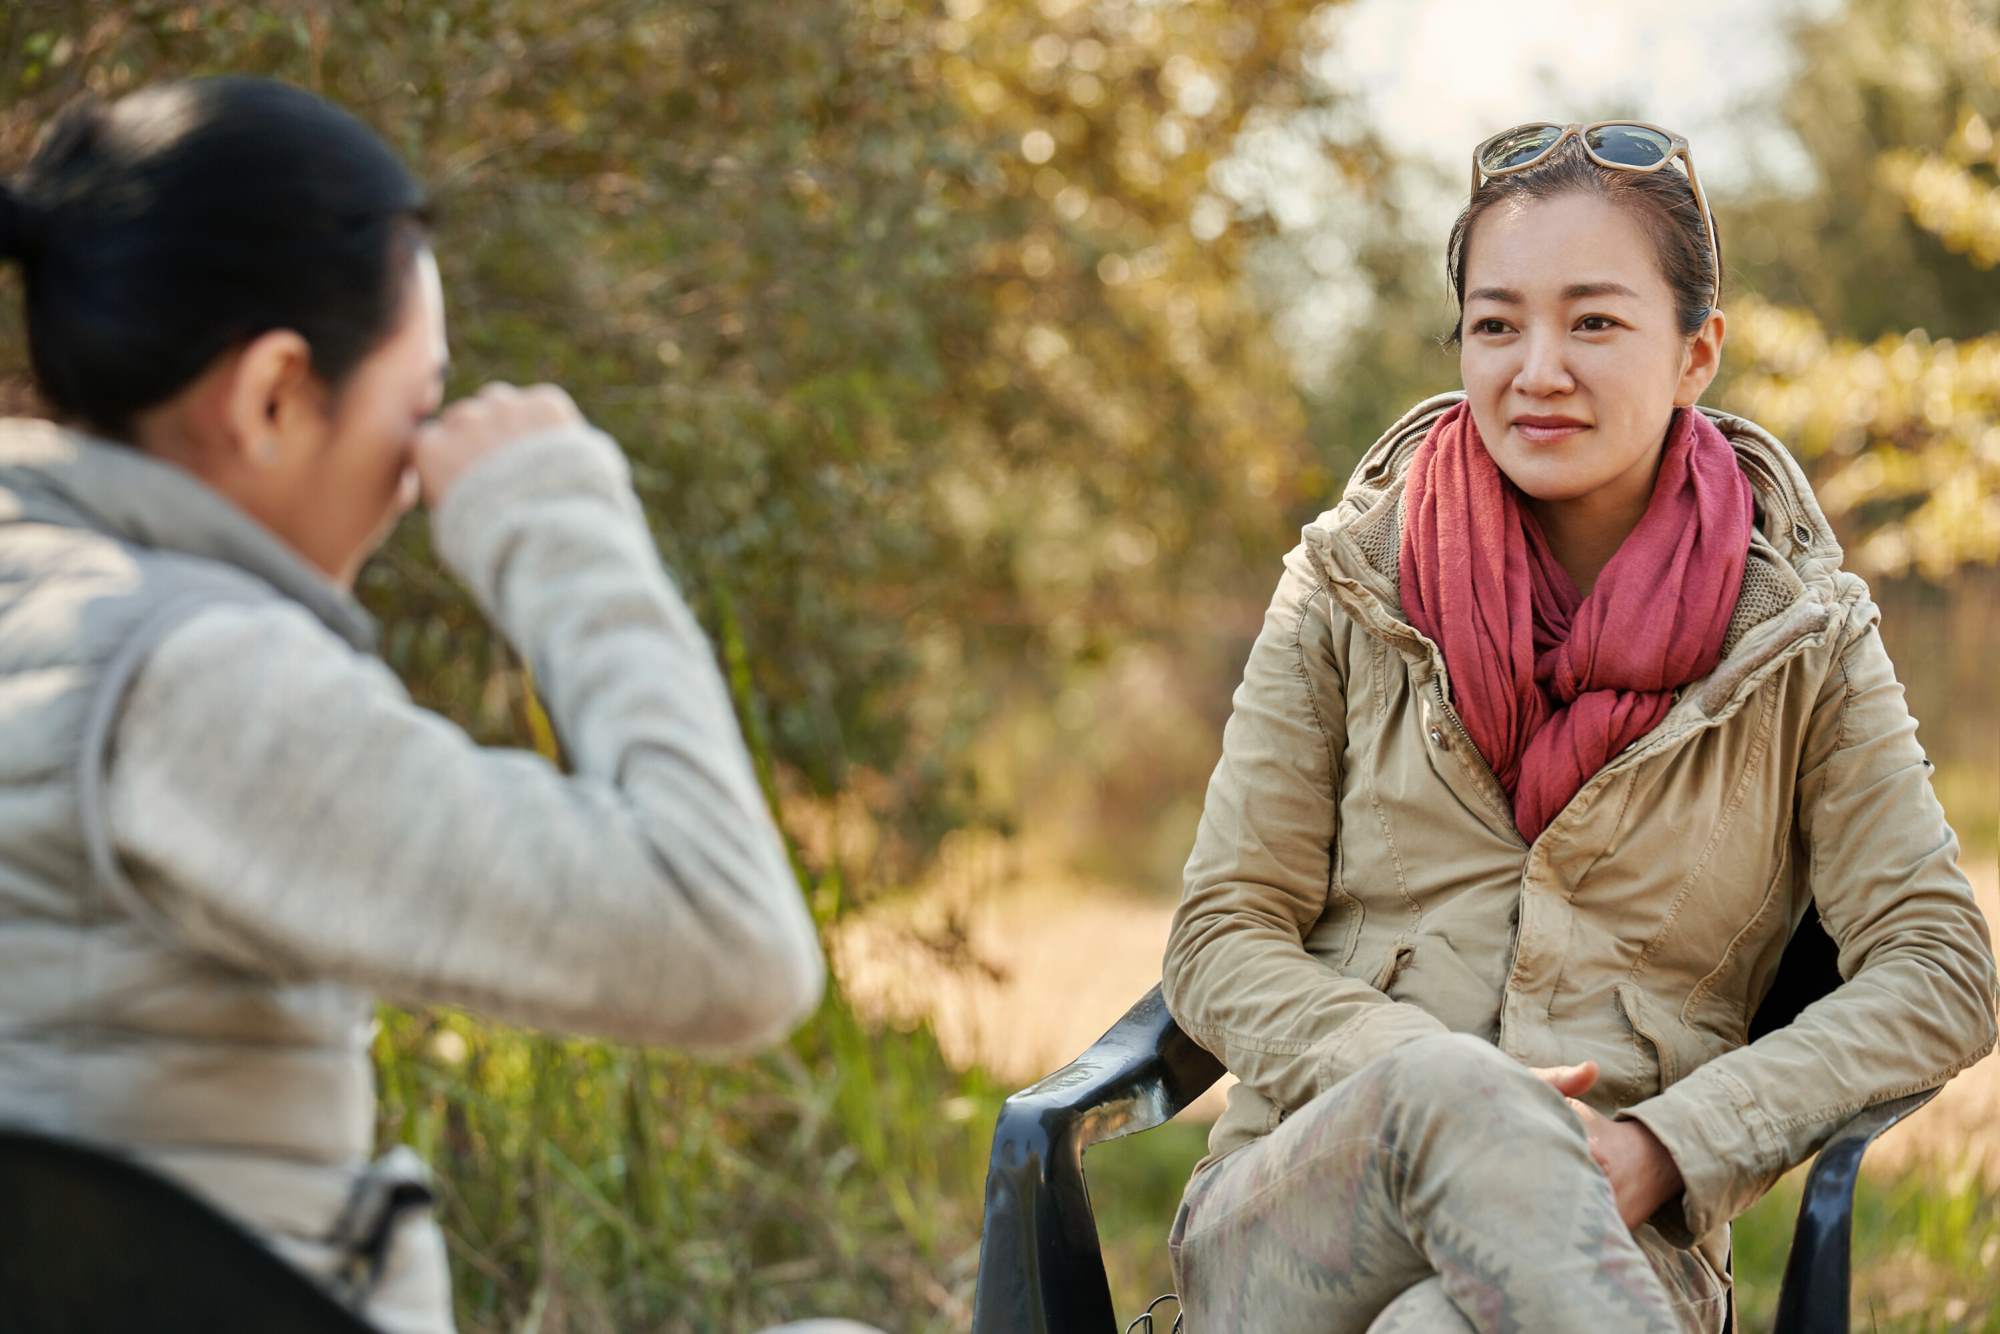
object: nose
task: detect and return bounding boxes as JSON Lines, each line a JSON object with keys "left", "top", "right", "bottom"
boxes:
{"left": 1514, "top": 330, "right": 1575, "bottom": 398}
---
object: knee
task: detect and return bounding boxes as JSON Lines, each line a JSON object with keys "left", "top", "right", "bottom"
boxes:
{"left": 1373, "top": 1032, "right": 1543, "bottom": 1121}
{"left": 1377, "top": 1031, "right": 1509, "bottom": 1091}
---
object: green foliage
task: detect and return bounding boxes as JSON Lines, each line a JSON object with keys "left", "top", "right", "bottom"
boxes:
{"left": 1731, "top": 1160, "right": 2000, "bottom": 1333}
{"left": 1714, "top": 0, "right": 2000, "bottom": 344}
{"left": 0, "top": 0, "right": 1356, "bottom": 886}
{"left": 374, "top": 1004, "right": 1003, "bottom": 1332}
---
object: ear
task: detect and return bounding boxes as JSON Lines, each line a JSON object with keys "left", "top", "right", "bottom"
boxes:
{"left": 1674, "top": 307, "right": 1726, "bottom": 407}
{"left": 219, "top": 329, "right": 325, "bottom": 470}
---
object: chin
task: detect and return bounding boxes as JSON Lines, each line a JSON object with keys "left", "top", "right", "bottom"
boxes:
{"left": 1491, "top": 457, "right": 1607, "bottom": 504}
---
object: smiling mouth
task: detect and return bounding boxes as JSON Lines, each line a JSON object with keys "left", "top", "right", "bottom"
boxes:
{"left": 1513, "top": 420, "right": 1589, "bottom": 442}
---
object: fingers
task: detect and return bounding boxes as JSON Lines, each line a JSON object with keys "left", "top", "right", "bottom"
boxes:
{"left": 1567, "top": 1098, "right": 1605, "bottom": 1148}
{"left": 414, "top": 382, "right": 585, "bottom": 507}
{"left": 1528, "top": 1059, "right": 1600, "bottom": 1099}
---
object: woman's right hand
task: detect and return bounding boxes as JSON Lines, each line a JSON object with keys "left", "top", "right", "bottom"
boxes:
{"left": 414, "top": 382, "right": 583, "bottom": 508}
{"left": 1529, "top": 1059, "right": 1599, "bottom": 1100}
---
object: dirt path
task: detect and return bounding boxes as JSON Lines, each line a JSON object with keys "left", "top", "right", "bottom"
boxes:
{"left": 834, "top": 855, "right": 2000, "bottom": 1172}
{"left": 833, "top": 869, "right": 1235, "bottom": 1120}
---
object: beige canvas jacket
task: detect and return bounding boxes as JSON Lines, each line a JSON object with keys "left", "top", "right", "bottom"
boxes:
{"left": 1162, "top": 391, "right": 1997, "bottom": 1273}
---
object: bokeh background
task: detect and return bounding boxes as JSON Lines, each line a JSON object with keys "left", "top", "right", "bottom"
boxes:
{"left": 2, "top": 0, "right": 1996, "bottom": 1329}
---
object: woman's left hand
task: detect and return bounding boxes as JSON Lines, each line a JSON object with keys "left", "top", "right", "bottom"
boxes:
{"left": 1533, "top": 1059, "right": 1685, "bottom": 1228}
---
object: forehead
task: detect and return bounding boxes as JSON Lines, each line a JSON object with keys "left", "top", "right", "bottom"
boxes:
{"left": 382, "top": 248, "right": 448, "bottom": 357}
{"left": 408, "top": 249, "right": 446, "bottom": 339}
{"left": 1463, "top": 192, "right": 1669, "bottom": 298}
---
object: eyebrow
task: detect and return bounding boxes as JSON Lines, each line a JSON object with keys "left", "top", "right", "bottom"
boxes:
{"left": 1467, "top": 281, "right": 1643, "bottom": 303}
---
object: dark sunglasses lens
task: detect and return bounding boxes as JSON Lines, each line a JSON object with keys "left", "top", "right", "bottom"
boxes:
{"left": 1587, "top": 124, "right": 1673, "bottom": 167}
{"left": 1481, "top": 125, "right": 1562, "bottom": 172}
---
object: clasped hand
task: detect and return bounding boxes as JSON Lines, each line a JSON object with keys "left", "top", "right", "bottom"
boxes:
{"left": 1527, "top": 1060, "right": 1684, "bottom": 1229}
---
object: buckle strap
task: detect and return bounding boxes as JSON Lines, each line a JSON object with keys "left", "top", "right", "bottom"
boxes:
{"left": 323, "top": 1146, "right": 436, "bottom": 1308}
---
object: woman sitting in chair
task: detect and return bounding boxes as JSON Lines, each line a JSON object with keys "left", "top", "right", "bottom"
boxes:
{"left": 1161, "top": 121, "right": 1997, "bottom": 1333}
{"left": 0, "top": 78, "right": 851, "bottom": 1334}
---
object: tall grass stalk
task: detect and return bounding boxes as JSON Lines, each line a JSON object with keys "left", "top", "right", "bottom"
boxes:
{"left": 375, "top": 997, "right": 1001, "bottom": 1332}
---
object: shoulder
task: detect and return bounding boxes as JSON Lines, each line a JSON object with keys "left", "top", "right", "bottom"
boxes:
{"left": 0, "top": 535, "right": 289, "bottom": 689}
{"left": 108, "top": 598, "right": 410, "bottom": 843}
{"left": 1333, "top": 390, "right": 1465, "bottom": 509}
{"left": 135, "top": 597, "right": 400, "bottom": 713}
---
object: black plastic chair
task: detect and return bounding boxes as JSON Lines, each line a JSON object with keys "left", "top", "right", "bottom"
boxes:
{"left": 0, "top": 1127, "right": 383, "bottom": 1333}
{"left": 970, "top": 903, "right": 1942, "bottom": 1334}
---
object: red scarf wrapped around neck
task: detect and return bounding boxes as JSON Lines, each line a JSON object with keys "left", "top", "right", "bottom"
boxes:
{"left": 1398, "top": 401, "right": 1754, "bottom": 843}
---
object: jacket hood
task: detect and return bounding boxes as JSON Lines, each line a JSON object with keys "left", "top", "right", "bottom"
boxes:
{"left": 0, "top": 417, "right": 375, "bottom": 652}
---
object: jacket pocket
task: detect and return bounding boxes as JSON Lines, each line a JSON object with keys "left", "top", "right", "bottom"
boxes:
{"left": 1616, "top": 982, "right": 1687, "bottom": 1088}
{"left": 1370, "top": 938, "right": 1416, "bottom": 992}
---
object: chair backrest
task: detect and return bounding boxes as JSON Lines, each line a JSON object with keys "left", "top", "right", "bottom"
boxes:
{"left": 0, "top": 1127, "right": 380, "bottom": 1334}
{"left": 1749, "top": 900, "right": 1844, "bottom": 1041}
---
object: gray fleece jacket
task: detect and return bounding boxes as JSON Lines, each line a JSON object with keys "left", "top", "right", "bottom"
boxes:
{"left": 0, "top": 416, "right": 824, "bottom": 1332}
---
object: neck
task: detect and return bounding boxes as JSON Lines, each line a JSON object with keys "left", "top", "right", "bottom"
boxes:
{"left": 1525, "top": 464, "right": 1660, "bottom": 597}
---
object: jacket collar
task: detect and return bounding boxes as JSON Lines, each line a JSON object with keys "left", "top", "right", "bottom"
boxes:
{"left": 1304, "top": 391, "right": 1837, "bottom": 716}
{"left": 0, "top": 417, "right": 377, "bottom": 652}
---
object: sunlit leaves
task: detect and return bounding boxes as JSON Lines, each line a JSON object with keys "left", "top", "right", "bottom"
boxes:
{"left": 1716, "top": 0, "right": 2000, "bottom": 581}
{"left": 1727, "top": 295, "right": 2000, "bottom": 578}
{"left": 1878, "top": 149, "right": 2000, "bottom": 269}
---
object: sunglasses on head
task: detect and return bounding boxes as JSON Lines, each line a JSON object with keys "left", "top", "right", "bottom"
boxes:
{"left": 1471, "top": 120, "right": 1720, "bottom": 313}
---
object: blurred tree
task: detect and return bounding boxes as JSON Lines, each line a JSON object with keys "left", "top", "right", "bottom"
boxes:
{"left": 0, "top": 0, "right": 1385, "bottom": 894}
{"left": 1716, "top": 0, "right": 2000, "bottom": 578}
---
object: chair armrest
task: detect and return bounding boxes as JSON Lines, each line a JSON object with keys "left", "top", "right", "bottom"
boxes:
{"left": 971, "top": 984, "right": 1225, "bottom": 1334}
{"left": 1004, "top": 984, "right": 1226, "bottom": 1147}
{"left": 0, "top": 1127, "right": 383, "bottom": 1332}
{"left": 1770, "top": 1085, "right": 1940, "bottom": 1334}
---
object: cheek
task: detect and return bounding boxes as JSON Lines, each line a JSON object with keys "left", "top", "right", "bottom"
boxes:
{"left": 1458, "top": 348, "right": 1513, "bottom": 435}
{"left": 1458, "top": 345, "right": 1504, "bottom": 402}
{"left": 313, "top": 406, "right": 413, "bottom": 526}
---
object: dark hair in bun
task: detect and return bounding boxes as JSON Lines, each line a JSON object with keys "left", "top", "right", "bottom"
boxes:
{"left": 7, "top": 76, "right": 430, "bottom": 438}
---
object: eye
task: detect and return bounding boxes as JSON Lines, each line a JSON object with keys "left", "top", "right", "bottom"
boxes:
{"left": 1576, "top": 314, "right": 1621, "bottom": 332}
{"left": 1470, "top": 317, "right": 1512, "bottom": 336}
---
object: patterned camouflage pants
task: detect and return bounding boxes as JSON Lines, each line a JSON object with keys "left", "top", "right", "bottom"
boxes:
{"left": 1168, "top": 1032, "right": 1728, "bottom": 1333}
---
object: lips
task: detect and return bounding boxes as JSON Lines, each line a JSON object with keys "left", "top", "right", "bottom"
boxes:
{"left": 1512, "top": 415, "right": 1589, "bottom": 443}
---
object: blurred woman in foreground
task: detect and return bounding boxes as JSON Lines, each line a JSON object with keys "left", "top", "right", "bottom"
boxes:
{"left": 1161, "top": 122, "right": 1997, "bottom": 1331}
{"left": 0, "top": 77, "right": 835, "bottom": 1333}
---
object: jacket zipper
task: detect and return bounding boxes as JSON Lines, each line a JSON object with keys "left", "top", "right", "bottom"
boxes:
{"left": 1431, "top": 676, "right": 1479, "bottom": 752}
{"left": 1730, "top": 449, "right": 1818, "bottom": 552}
{"left": 1428, "top": 675, "right": 1522, "bottom": 842}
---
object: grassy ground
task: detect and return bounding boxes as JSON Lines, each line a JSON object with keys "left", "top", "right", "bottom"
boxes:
{"left": 384, "top": 1002, "right": 1998, "bottom": 1332}
{"left": 374, "top": 998, "right": 1004, "bottom": 1332}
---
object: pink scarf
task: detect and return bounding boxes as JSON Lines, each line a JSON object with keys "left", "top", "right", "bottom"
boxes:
{"left": 1398, "top": 402, "right": 1754, "bottom": 842}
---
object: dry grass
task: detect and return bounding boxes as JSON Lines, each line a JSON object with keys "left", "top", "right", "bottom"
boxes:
{"left": 830, "top": 845, "right": 1233, "bottom": 1120}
